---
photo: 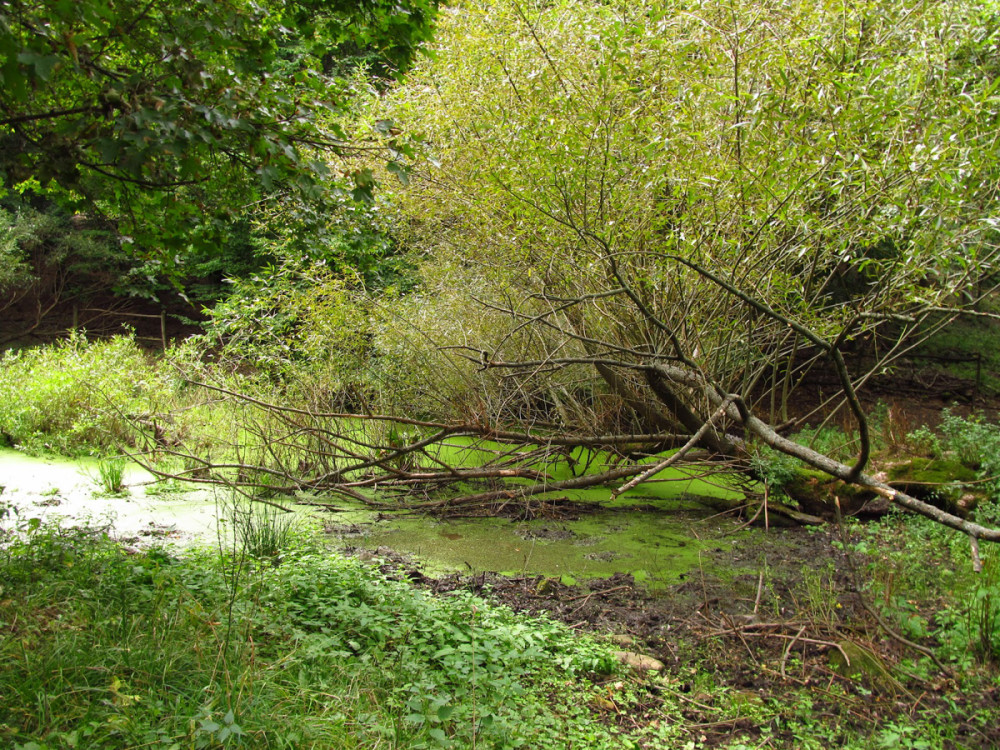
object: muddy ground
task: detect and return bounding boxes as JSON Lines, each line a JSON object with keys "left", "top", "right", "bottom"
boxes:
{"left": 356, "top": 523, "right": 1000, "bottom": 749}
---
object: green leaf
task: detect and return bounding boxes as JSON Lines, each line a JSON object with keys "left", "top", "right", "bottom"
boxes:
{"left": 428, "top": 727, "right": 448, "bottom": 744}
{"left": 386, "top": 160, "right": 410, "bottom": 186}
{"left": 436, "top": 704, "right": 454, "bottom": 721}
{"left": 17, "top": 51, "right": 59, "bottom": 81}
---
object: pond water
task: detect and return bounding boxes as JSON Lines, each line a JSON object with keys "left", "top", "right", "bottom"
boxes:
{"left": 325, "top": 504, "right": 716, "bottom": 586}
{"left": 0, "top": 449, "right": 222, "bottom": 543}
{"left": 0, "top": 448, "right": 738, "bottom": 588}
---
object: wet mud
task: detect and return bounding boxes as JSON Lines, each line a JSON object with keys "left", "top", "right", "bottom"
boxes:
{"left": 363, "top": 525, "right": 1000, "bottom": 749}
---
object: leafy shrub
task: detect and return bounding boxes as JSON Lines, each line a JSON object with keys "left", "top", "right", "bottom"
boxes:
{"left": 0, "top": 333, "right": 171, "bottom": 454}
{"left": 0, "top": 208, "right": 36, "bottom": 292}
{"left": 937, "top": 409, "right": 1000, "bottom": 476}
{"left": 906, "top": 410, "right": 1000, "bottom": 519}
{"left": 935, "top": 553, "right": 1000, "bottom": 666}
{"left": 906, "top": 425, "right": 941, "bottom": 457}
{"left": 749, "top": 444, "right": 802, "bottom": 495}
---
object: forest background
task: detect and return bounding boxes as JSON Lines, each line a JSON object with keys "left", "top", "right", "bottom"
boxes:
{"left": 3, "top": 0, "right": 1000, "bottom": 747}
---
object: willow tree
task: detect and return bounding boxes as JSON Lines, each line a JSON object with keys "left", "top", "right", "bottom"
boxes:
{"left": 372, "top": 0, "right": 1000, "bottom": 537}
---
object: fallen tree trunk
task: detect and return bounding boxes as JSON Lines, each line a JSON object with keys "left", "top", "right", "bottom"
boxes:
{"left": 651, "top": 363, "right": 1000, "bottom": 542}
{"left": 129, "top": 371, "right": 1000, "bottom": 543}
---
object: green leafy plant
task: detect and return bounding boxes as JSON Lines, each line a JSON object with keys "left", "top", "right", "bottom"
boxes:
{"left": 906, "top": 425, "right": 941, "bottom": 458}
{"left": 938, "top": 410, "right": 1000, "bottom": 477}
{"left": 749, "top": 444, "right": 801, "bottom": 497}
{"left": 93, "top": 456, "right": 127, "bottom": 495}
{"left": 906, "top": 410, "right": 1000, "bottom": 520}
{"left": 225, "top": 496, "right": 299, "bottom": 560}
{"left": 936, "top": 553, "right": 1000, "bottom": 666}
{"left": 0, "top": 333, "right": 170, "bottom": 454}
{"left": 0, "top": 523, "right": 633, "bottom": 750}
{"left": 0, "top": 0, "right": 440, "bottom": 251}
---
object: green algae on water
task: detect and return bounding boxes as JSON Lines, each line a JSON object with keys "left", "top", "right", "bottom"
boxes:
{"left": 337, "top": 506, "right": 716, "bottom": 589}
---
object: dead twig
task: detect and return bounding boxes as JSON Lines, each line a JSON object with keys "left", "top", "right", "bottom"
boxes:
{"left": 780, "top": 626, "right": 807, "bottom": 679}
{"left": 565, "top": 585, "right": 632, "bottom": 603}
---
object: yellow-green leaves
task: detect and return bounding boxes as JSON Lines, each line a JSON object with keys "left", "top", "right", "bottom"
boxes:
{"left": 387, "top": 0, "right": 1000, "bottom": 396}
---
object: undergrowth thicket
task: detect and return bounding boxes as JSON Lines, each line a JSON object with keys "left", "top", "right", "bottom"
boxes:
{"left": 0, "top": 334, "right": 171, "bottom": 455}
{"left": 857, "top": 510, "right": 1000, "bottom": 668}
{"left": 0, "top": 333, "right": 311, "bottom": 468}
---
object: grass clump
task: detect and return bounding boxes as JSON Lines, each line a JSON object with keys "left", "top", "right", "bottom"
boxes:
{"left": 0, "top": 521, "right": 650, "bottom": 750}
{"left": 222, "top": 495, "right": 299, "bottom": 560}
{"left": 92, "top": 456, "right": 128, "bottom": 496}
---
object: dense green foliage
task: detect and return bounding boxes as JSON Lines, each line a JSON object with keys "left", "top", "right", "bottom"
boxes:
{"left": 0, "top": 201, "right": 124, "bottom": 293}
{"left": 0, "top": 0, "right": 434, "bottom": 343}
{"left": 4, "top": 0, "right": 1000, "bottom": 745}
{"left": 0, "top": 333, "right": 171, "bottom": 454}
{"left": 383, "top": 0, "right": 1000, "bottom": 428}
{"left": 0, "top": 206, "right": 35, "bottom": 292}
{"left": 867, "top": 512, "right": 1000, "bottom": 665}
{"left": 0, "top": 0, "right": 438, "bottom": 251}
{"left": 0, "top": 522, "right": 643, "bottom": 749}
{"left": 197, "top": 262, "right": 376, "bottom": 378}
{"left": 0, "top": 199, "right": 182, "bottom": 332}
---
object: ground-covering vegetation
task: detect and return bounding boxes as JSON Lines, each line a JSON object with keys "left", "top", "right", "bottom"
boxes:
{"left": 3, "top": 277, "right": 1000, "bottom": 749}
{"left": 0, "top": 519, "right": 633, "bottom": 749}
{"left": 0, "top": 333, "right": 173, "bottom": 454}
{"left": 2, "top": 492, "right": 1000, "bottom": 748}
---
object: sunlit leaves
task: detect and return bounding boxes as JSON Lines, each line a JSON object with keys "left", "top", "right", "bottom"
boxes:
{"left": 388, "top": 0, "right": 1000, "bottom": 390}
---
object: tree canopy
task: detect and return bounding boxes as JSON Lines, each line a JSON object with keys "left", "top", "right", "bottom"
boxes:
{"left": 389, "top": 0, "right": 1000, "bottom": 423}
{"left": 348, "top": 0, "right": 1000, "bottom": 534}
{"left": 0, "top": 0, "right": 438, "bottom": 250}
